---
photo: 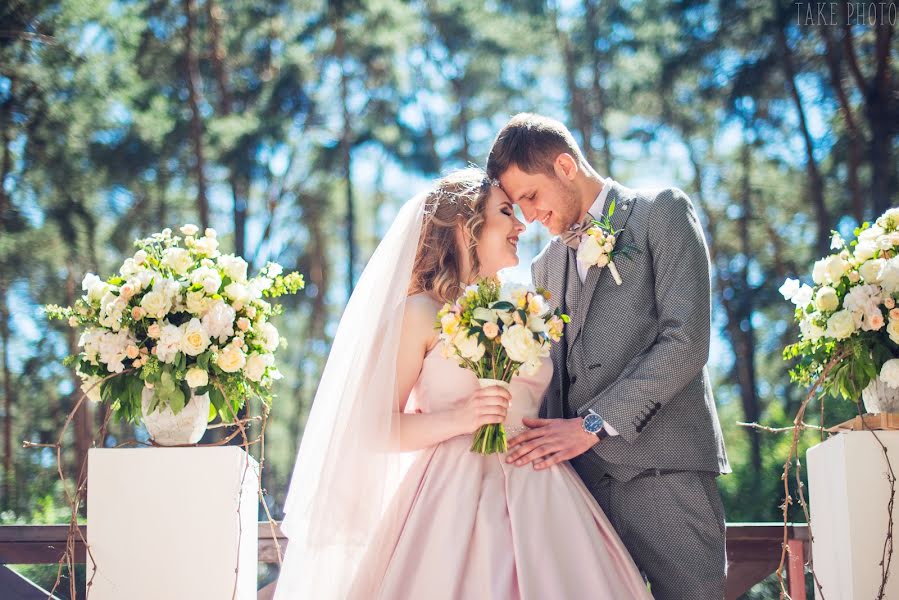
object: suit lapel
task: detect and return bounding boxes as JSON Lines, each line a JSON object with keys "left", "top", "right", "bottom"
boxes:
{"left": 572, "top": 181, "right": 636, "bottom": 342}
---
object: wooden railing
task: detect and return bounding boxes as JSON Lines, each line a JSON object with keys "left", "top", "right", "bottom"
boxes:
{"left": 0, "top": 522, "right": 809, "bottom": 599}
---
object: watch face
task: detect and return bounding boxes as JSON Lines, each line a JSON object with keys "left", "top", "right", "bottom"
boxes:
{"left": 584, "top": 414, "right": 603, "bottom": 434}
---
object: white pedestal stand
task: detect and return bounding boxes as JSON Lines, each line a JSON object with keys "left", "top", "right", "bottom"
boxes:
{"left": 86, "top": 446, "right": 259, "bottom": 599}
{"left": 807, "top": 431, "right": 899, "bottom": 599}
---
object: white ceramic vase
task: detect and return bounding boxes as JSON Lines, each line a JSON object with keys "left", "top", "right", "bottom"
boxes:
{"left": 140, "top": 386, "right": 210, "bottom": 446}
{"left": 861, "top": 375, "right": 899, "bottom": 414}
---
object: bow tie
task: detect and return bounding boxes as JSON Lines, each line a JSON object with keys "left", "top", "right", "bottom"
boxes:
{"left": 559, "top": 212, "right": 595, "bottom": 249}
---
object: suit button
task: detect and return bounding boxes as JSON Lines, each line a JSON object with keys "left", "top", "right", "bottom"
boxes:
{"left": 654, "top": 402, "right": 661, "bottom": 409}
{"left": 570, "top": 375, "right": 577, "bottom": 385}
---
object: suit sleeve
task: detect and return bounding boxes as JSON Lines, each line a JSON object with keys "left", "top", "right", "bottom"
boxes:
{"left": 577, "top": 188, "right": 712, "bottom": 443}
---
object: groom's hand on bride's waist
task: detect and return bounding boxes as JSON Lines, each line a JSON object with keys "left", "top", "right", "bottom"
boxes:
{"left": 505, "top": 417, "right": 599, "bottom": 470}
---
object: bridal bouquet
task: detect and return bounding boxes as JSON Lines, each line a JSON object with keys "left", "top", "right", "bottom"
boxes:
{"left": 436, "top": 278, "right": 568, "bottom": 454}
{"left": 45, "top": 224, "right": 305, "bottom": 424}
{"left": 782, "top": 207, "right": 899, "bottom": 402}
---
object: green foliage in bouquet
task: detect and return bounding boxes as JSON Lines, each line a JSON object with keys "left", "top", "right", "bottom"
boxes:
{"left": 436, "top": 277, "right": 569, "bottom": 453}
{"left": 782, "top": 208, "right": 899, "bottom": 402}
{"left": 45, "top": 225, "right": 304, "bottom": 425}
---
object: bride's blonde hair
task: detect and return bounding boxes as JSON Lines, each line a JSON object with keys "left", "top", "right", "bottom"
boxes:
{"left": 409, "top": 167, "right": 493, "bottom": 304}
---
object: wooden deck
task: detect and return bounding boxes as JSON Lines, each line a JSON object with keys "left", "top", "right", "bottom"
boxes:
{"left": 0, "top": 522, "right": 809, "bottom": 599}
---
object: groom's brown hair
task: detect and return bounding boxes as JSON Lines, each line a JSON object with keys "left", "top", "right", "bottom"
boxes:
{"left": 486, "top": 113, "right": 588, "bottom": 180}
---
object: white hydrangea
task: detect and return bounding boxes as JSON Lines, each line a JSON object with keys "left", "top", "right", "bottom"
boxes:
{"left": 98, "top": 329, "right": 136, "bottom": 373}
{"left": 878, "top": 257, "right": 899, "bottom": 295}
{"left": 202, "top": 299, "right": 236, "bottom": 342}
{"left": 155, "top": 321, "right": 183, "bottom": 364}
{"left": 880, "top": 359, "right": 899, "bottom": 389}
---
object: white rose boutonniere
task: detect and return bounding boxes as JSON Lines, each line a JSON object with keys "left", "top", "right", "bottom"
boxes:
{"left": 575, "top": 200, "right": 639, "bottom": 286}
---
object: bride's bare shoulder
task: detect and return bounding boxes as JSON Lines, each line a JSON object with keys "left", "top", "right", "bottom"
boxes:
{"left": 403, "top": 293, "right": 443, "bottom": 348}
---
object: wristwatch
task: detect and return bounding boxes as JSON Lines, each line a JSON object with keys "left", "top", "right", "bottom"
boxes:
{"left": 582, "top": 409, "right": 609, "bottom": 440}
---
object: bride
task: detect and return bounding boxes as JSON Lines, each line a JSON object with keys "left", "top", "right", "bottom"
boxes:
{"left": 274, "top": 168, "right": 651, "bottom": 599}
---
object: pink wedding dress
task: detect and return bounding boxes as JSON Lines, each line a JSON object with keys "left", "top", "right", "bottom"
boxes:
{"left": 347, "top": 345, "right": 653, "bottom": 599}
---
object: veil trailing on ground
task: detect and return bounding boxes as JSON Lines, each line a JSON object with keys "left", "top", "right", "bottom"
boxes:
{"left": 275, "top": 193, "right": 427, "bottom": 599}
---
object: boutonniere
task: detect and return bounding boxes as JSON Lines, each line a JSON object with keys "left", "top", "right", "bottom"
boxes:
{"left": 576, "top": 200, "right": 640, "bottom": 285}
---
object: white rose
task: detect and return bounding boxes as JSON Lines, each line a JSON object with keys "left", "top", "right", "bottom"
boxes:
{"left": 854, "top": 240, "right": 878, "bottom": 263}
{"left": 224, "top": 282, "right": 251, "bottom": 304}
{"left": 823, "top": 255, "right": 849, "bottom": 284}
{"left": 244, "top": 353, "right": 274, "bottom": 382}
{"left": 179, "top": 318, "right": 210, "bottom": 356}
{"left": 185, "top": 290, "right": 210, "bottom": 315}
{"left": 180, "top": 223, "right": 199, "bottom": 236}
{"left": 140, "top": 290, "right": 171, "bottom": 319}
{"left": 577, "top": 236, "right": 603, "bottom": 266}
{"left": 859, "top": 259, "right": 886, "bottom": 284}
{"left": 202, "top": 299, "right": 236, "bottom": 342}
{"left": 185, "top": 367, "right": 208, "bottom": 388}
{"left": 815, "top": 287, "right": 840, "bottom": 313}
{"left": 162, "top": 248, "right": 193, "bottom": 275}
{"left": 216, "top": 344, "right": 246, "bottom": 373}
{"left": 500, "top": 324, "right": 536, "bottom": 363}
{"left": 860, "top": 225, "right": 885, "bottom": 243}
{"left": 452, "top": 331, "right": 485, "bottom": 362}
{"left": 217, "top": 254, "right": 248, "bottom": 283}
{"left": 260, "top": 322, "right": 279, "bottom": 352}
{"left": 120, "top": 258, "right": 139, "bottom": 277}
{"left": 825, "top": 309, "right": 856, "bottom": 340}
{"left": 190, "top": 266, "right": 222, "bottom": 295}
{"left": 792, "top": 284, "right": 814, "bottom": 308}
{"left": 888, "top": 318, "right": 899, "bottom": 345}
{"left": 194, "top": 236, "right": 219, "bottom": 257}
{"left": 811, "top": 259, "right": 828, "bottom": 285}
{"left": 878, "top": 236, "right": 895, "bottom": 251}
{"left": 133, "top": 250, "right": 148, "bottom": 265}
{"left": 81, "top": 273, "right": 110, "bottom": 304}
{"left": 879, "top": 257, "right": 899, "bottom": 295}
{"left": 880, "top": 359, "right": 899, "bottom": 389}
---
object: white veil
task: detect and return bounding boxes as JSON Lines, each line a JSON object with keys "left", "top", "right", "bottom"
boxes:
{"left": 275, "top": 193, "right": 427, "bottom": 599}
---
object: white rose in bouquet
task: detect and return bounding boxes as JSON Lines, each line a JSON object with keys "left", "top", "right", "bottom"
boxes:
{"left": 878, "top": 257, "right": 899, "bottom": 295}
{"left": 162, "top": 247, "right": 193, "bottom": 275}
{"left": 218, "top": 254, "right": 249, "bottom": 283}
{"left": 185, "top": 367, "right": 208, "bottom": 389}
{"left": 825, "top": 309, "right": 856, "bottom": 340}
{"left": 224, "top": 282, "right": 251, "bottom": 304}
{"left": 140, "top": 290, "right": 172, "bottom": 319}
{"left": 453, "top": 331, "right": 486, "bottom": 362}
{"left": 260, "top": 321, "right": 280, "bottom": 352}
{"left": 815, "top": 287, "right": 840, "bottom": 313}
{"left": 859, "top": 224, "right": 885, "bottom": 243}
{"left": 81, "top": 273, "right": 110, "bottom": 304}
{"left": 180, "top": 318, "right": 210, "bottom": 356}
{"left": 854, "top": 240, "right": 878, "bottom": 262}
{"left": 500, "top": 324, "right": 536, "bottom": 363}
{"left": 185, "top": 290, "right": 210, "bottom": 316}
{"left": 791, "top": 284, "right": 814, "bottom": 308}
{"left": 216, "top": 343, "right": 246, "bottom": 373}
{"left": 190, "top": 266, "right": 222, "bottom": 295}
{"left": 880, "top": 359, "right": 899, "bottom": 389}
{"left": 859, "top": 259, "right": 885, "bottom": 283}
{"left": 887, "top": 317, "right": 899, "bottom": 345}
{"left": 245, "top": 353, "right": 274, "bottom": 382}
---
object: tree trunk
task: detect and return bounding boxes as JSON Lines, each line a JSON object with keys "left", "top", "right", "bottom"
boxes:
{"left": 552, "top": 7, "right": 593, "bottom": 164}
{"left": 776, "top": 21, "right": 829, "bottom": 255}
{"left": 582, "top": 0, "right": 613, "bottom": 176}
{"left": 183, "top": 0, "right": 209, "bottom": 231}
{"left": 867, "top": 22, "right": 895, "bottom": 215}
{"left": 0, "top": 279, "right": 13, "bottom": 509}
{"left": 206, "top": 0, "right": 248, "bottom": 257}
{"left": 335, "top": 18, "right": 355, "bottom": 296}
{"left": 819, "top": 24, "right": 864, "bottom": 222}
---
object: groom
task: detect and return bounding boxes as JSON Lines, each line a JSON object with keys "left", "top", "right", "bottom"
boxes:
{"left": 488, "top": 113, "right": 730, "bottom": 599}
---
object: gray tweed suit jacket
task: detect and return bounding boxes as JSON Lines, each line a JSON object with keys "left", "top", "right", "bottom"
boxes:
{"left": 532, "top": 180, "right": 730, "bottom": 480}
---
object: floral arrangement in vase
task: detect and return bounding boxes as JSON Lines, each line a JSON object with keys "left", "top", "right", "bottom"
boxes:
{"left": 45, "top": 224, "right": 304, "bottom": 444}
{"left": 782, "top": 207, "right": 899, "bottom": 413}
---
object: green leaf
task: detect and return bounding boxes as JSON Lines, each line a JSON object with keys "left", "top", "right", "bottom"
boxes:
{"left": 608, "top": 199, "right": 615, "bottom": 218}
